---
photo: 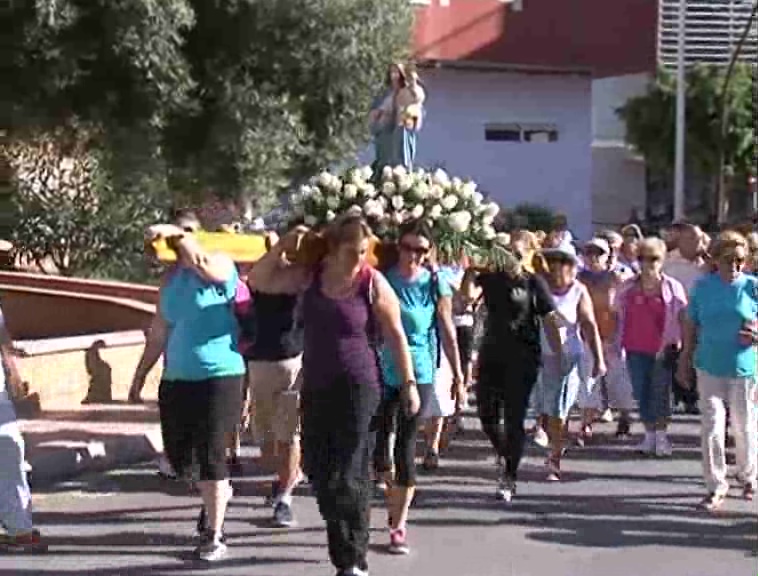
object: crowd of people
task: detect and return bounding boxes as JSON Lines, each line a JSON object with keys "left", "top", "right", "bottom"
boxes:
{"left": 0, "top": 210, "right": 756, "bottom": 576}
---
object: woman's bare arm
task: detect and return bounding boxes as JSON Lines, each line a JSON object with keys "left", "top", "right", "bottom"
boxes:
{"left": 437, "top": 295, "right": 464, "bottom": 384}
{"left": 577, "top": 286, "right": 605, "bottom": 373}
{"left": 248, "top": 229, "right": 311, "bottom": 294}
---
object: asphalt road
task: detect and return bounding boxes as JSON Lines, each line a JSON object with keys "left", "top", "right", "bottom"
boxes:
{"left": 3, "top": 415, "right": 756, "bottom": 576}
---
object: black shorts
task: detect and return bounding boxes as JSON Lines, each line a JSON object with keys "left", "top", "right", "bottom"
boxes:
{"left": 159, "top": 376, "right": 243, "bottom": 481}
{"left": 456, "top": 325, "right": 474, "bottom": 367}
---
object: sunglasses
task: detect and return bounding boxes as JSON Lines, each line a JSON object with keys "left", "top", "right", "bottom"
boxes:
{"left": 639, "top": 254, "right": 662, "bottom": 262}
{"left": 720, "top": 255, "right": 746, "bottom": 266}
{"left": 400, "top": 242, "right": 430, "bottom": 256}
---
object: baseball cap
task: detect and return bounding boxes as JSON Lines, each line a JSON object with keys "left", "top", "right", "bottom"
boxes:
{"left": 584, "top": 238, "right": 610, "bottom": 254}
{"left": 541, "top": 241, "right": 579, "bottom": 264}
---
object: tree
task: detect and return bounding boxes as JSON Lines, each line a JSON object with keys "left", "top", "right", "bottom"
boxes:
{"left": 3, "top": 130, "right": 169, "bottom": 280}
{"left": 2, "top": 0, "right": 414, "bottom": 210}
{"left": 618, "top": 64, "right": 756, "bottom": 220}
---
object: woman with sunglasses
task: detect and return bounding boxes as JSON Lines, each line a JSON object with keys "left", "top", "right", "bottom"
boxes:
{"left": 536, "top": 242, "right": 605, "bottom": 481}
{"left": 250, "top": 216, "right": 415, "bottom": 576}
{"left": 616, "top": 237, "right": 687, "bottom": 458}
{"left": 678, "top": 231, "right": 758, "bottom": 511}
{"left": 374, "top": 219, "right": 463, "bottom": 555}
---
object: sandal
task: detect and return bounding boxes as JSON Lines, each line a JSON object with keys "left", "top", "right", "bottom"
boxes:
{"left": 743, "top": 483, "right": 755, "bottom": 502}
{"left": 698, "top": 492, "right": 726, "bottom": 512}
{"left": 422, "top": 451, "right": 439, "bottom": 471}
{"left": 545, "top": 456, "right": 561, "bottom": 482}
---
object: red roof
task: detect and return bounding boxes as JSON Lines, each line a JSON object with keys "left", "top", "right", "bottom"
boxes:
{"left": 412, "top": 0, "right": 658, "bottom": 77}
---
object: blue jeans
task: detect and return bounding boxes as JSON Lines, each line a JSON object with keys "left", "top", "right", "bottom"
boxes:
{"left": 626, "top": 351, "right": 673, "bottom": 425}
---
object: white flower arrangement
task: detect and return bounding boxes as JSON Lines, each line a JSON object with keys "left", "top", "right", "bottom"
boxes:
{"left": 288, "top": 165, "right": 504, "bottom": 262}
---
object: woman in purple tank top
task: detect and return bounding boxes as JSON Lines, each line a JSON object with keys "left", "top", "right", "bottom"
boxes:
{"left": 250, "top": 215, "right": 416, "bottom": 576}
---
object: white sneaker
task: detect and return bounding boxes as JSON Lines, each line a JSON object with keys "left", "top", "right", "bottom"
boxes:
{"left": 635, "top": 433, "right": 656, "bottom": 455}
{"left": 600, "top": 408, "right": 614, "bottom": 423}
{"left": 532, "top": 426, "right": 549, "bottom": 449}
{"left": 654, "top": 433, "right": 673, "bottom": 457}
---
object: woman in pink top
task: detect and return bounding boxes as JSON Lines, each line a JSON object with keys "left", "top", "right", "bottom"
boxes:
{"left": 616, "top": 237, "right": 687, "bottom": 457}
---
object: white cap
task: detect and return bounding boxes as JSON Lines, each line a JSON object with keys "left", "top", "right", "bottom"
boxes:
{"left": 541, "top": 240, "right": 579, "bottom": 264}
{"left": 584, "top": 237, "right": 610, "bottom": 254}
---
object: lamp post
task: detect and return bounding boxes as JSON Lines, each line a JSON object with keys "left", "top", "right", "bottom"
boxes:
{"left": 673, "top": 0, "right": 687, "bottom": 221}
{"left": 715, "top": 1, "right": 758, "bottom": 225}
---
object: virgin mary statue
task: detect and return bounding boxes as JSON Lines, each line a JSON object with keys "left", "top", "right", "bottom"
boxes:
{"left": 369, "top": 63, "right": 426, "bottom": 175}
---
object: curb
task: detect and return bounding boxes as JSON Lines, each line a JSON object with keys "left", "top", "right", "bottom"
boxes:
{"left": 27, "top": 429, "right": 164, "bottom": 488}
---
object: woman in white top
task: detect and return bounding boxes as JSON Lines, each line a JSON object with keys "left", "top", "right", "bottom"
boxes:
{"left": 535, "top": 243, "right": 606, "bottom": 481}
{"left": 0, "top": 303, "right": 46, "bottom": 553}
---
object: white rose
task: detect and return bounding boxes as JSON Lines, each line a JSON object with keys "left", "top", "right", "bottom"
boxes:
{"left": 343, "top": 184, "right": 358, "bottom": 199}
{"left": 461, "top": 181, "right": 477, "bottom": 199}
{"left": 483, "top": 225, "right": 497, "bottom": 240}
{"left": 482, "top": 215, "right": 495, "bottom": 227}
{"left": 347, "top": 204, "right": 362, "bottom": 216}
{"left": 349, "top": 171, "right": 364, "bottom": 186}
{"left": 364, "top": 199, "right": 383, "bottom": 218}
{"left": 472, "top": 192, "right": 483, "bottom": 205}
{"left": 326, "top": 210, "right": 336, "bottom": 222}
{"left": 392, "top": 165, "right": 407, "bottom": 179}
{"left": 304, "top": 215, "right": 319, "bottom": 227}
{"left": 318, "top": 171, "right": 332, "bottom": 187}
{"left": 483, "top": 201, "right": 500, "bottom": 219}
{"left": 441, "top": 195, "right": 459, "bottom": 211}
{"left": 412, "top": 182, "right": 430, "bottom": 200}
{"left": 429, "top": 184, "right": 444, "bottom": 199}
{"left": 299, "top": 184, "right": 313, "bottom": 198}
{"left": 377, "top": 196, "right": 388, "bottom": 209}
{"left": 382, "top": 166, "right": 393, "bottom": 181}
{"left": 495, "top": 232, "right": 510, "bottom": 245}
{"left": 361, "top": 183, "right": 377, "bottom": 198}
{"left": 429, "top": 204, "right": 443, "bottom": 220}
{"left": 330, "top": 177, "right": 343, "bottom": 192}
{"left": 448, "top": 210, "right": 472, "bottom": 233}
{"left": 411, "top": 204, "right": 424, "bottom": 219}
{"left": 432, "top": 168, "right": 450, "bottom": 187}
{"left": 391, "top": 195, "right": 404, "bottom": 210}
{"left": 393, "top": 211, "right": 406, "bottom": 225}
{"left": 326, "top": 196, "right": 340, "bottom": 210}
{"left": 451, "top": 177, "right": 463, "bottom": 190}
{"left": 290, "top": 193, "right": 302, "bottom": 206}
{"left": 382, "top": 182, "right": 396, "bottom": 197}
{"left": 361, "top": 166, "right": 373, "bottom": 181}
{"left": 310, "top": 188, "right": 323, "bottom": 203}
{"left": 397, "top": 175, "right": 413, "bottom": 193}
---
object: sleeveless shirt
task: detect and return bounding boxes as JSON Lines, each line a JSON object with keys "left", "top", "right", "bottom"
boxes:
{"left": 302, "top": 267, "right": 380, "bottom": 390}
{"left": 247, "top": 291, "right": 304, "bottom": 361}
{"left": 541, "top": 282, "right": 584, "bottom": 357}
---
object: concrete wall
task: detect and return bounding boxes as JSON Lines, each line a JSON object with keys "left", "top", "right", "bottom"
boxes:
{"left": 590, "top": 73, "right": 651, "bottom": 228}
{"left": 16, "top": 331, "right": 162, "bottom": 411}
{"left": 0, "top": 274, "right": 161, "bottom": 411}
{"left": 0, "top": 284, "right": 155, "bottom": 340}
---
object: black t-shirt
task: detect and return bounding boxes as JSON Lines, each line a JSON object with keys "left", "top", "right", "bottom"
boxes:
{"left": 475, "top": 271, "right": 555, "bottom": 366}
{"left": 247, "top": 291, "right": 304, "bottom": 361}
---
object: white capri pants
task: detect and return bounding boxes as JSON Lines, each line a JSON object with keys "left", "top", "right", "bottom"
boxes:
{"left": 577, "top": 343, "right": 635, "bottom": 412}
{"left": 0, "top": 395, "right": 33, "bottom": 536}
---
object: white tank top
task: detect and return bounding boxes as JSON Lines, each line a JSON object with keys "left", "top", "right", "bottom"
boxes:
{"left": 541, "top": 282, "right": 584, "bottom": 357}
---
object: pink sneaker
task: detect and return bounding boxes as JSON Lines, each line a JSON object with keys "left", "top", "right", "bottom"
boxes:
{"left": 388, "top": 527, "right": 410, "bottom": 555}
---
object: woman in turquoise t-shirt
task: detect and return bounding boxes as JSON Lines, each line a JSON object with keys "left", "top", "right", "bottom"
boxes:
{"left": 679, "top": 231, "right": 758, "bottom": 511}
{"left": 375, "top": 219, "right": 464, "bottom": 556}
{"left": 131, "top": 222, "right": 245, "bottom": 562}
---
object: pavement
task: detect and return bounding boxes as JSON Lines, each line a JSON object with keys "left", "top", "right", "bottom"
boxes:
{"left": 19, "top": 404, "right": 163, "bottom": 488}
{"left": 4, "top": 409, "right": 757, "bottom": 576}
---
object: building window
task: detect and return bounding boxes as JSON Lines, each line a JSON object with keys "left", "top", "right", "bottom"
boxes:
{"left": 485, "top": 123, "right": 559, "bottom": 143}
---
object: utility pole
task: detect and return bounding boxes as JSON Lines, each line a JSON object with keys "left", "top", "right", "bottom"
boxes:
{"left": 673, "top": 0, "right": 687, "bottom": 221}
{"left": 715, "top": 1, "right": 758, "bottom": 225}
